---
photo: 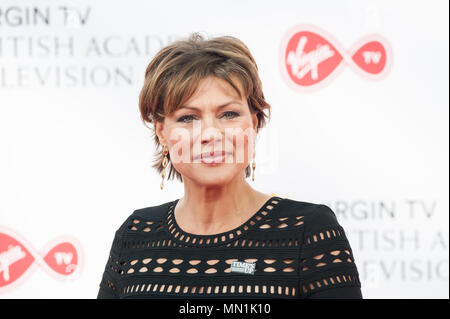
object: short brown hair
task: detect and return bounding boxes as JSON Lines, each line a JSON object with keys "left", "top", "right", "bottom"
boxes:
{"left": 138, "top": 32, "right": 271, "bottom": 183}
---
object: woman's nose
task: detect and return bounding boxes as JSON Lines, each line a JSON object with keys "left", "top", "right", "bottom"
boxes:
{"left": 200, "top": 115, "right": 223, "bottom": 144}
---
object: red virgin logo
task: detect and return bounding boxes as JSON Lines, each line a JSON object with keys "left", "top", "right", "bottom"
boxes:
{"left": 280, "top": 24, "right": 393, "bottom": 92}
{"left": 0, "top": 226, "right": 83, "bottom": 293}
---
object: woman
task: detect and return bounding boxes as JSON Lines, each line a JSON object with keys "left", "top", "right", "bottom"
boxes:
{"left": 97, "top": 33, "right": 362, "bottom": 299}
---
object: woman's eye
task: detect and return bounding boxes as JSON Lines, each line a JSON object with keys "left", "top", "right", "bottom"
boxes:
{"left": 177, "top": 115, "right": 196, "bottom": 123}
{"left": 222, "top": 111, "right": 240, "bottom": 119}
{"left": 177, "top": 111, "right": 239, "bottom": 123}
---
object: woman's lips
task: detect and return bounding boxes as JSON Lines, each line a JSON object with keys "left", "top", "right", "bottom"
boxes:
{"left": 194, "top": 151, "right": 232, "bottom": 164}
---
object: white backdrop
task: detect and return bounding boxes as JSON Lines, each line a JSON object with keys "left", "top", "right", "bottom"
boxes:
{"left": 0, "top": 0, "right": 448, "bottom": 298}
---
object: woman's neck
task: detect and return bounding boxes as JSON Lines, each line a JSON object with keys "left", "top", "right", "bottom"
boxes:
{"left": 174, "top": 182, "right": 272, "bottom": 236}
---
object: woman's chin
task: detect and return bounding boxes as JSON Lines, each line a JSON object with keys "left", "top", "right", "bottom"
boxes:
{"left": 189, "top": 170, "right": 237, "bottom": 186}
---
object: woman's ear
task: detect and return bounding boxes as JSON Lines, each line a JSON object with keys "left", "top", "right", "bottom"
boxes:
{"left": 251, "top": 113, "right": 258, "bottom": 133}
{"left": 155, "top": 121, "right": 166, "bottom": 145}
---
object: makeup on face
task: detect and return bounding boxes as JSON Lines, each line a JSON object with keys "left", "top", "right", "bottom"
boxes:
{"left": 193, "top": 151, "right": 233, "bottom": 165}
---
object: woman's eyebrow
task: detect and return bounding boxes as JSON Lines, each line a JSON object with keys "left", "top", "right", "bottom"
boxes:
{"left": 178, "top": 100, "right": 241, "bottom": 112}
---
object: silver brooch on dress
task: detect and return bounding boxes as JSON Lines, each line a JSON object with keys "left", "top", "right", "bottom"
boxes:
{"left": 230, "top": 261, "right": 256, "bottom": 275}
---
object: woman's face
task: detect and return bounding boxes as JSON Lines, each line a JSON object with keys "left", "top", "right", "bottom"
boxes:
{"left": 156, "top": 76, "right": 258, "bottom": 187}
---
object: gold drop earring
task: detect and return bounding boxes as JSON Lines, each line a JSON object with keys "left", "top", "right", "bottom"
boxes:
{"left": 160, "top": 144, "right": 169, "bottom": 190}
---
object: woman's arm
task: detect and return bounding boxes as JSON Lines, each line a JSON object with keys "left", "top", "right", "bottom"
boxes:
{"left": 298, "top": 204, "right": 363, "bottom": 299}
{"left": 96, "top": 229, "right": 123, "bottom": 299}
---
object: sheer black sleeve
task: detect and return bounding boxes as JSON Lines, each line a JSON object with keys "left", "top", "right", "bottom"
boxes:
{"left": 96, "top": 229, "right": 123, "bottom": 299}
{"left": 298, "top": 204, "right": 363, "bottom": 299}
